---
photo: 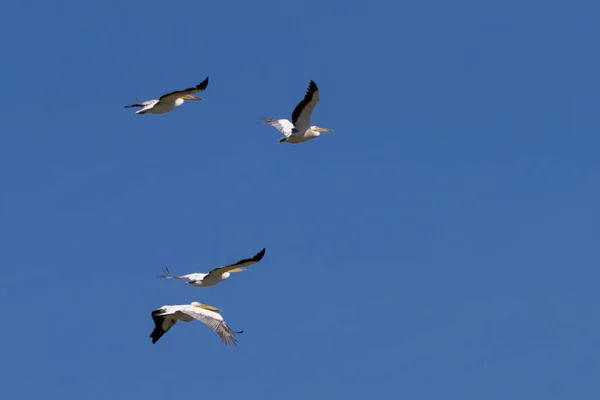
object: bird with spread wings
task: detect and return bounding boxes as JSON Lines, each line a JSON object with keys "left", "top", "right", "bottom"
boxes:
{"left": 159, "top": 247, "right": 266, "bottom": 287}
{"left": 261, "top": 80, "right": 333, "bottom": 144}
{"left": 150, "top": 302, "right": 243, "bottom": 346}
{"left": 125, "top": 77, "right": 209, "bottom": 115}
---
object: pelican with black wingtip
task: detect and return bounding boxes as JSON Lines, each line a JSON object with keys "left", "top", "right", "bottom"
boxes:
{"left": 150, "top": 301, "right": 243, "bottom": 346}
{"left": 159, "top": 247, "right": 266, "bottom": 287}
{"left": 125, "top": 77, "right": 209, "bottom": 115}
{"left": 261, "top": 80, "right": 333, "bottom": 144}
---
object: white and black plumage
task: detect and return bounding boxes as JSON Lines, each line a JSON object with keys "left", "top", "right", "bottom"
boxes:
{"left": 159, "top": 248, "right": 266, "bottom": 287}
{"left": 125, "top": 77, "right": 209, "bottom": 115}
{"left": 150, "top": 302, "right": 242, "bottom": 346}
{"left": 261, "top": 80, "right": 333, "bottom": 144}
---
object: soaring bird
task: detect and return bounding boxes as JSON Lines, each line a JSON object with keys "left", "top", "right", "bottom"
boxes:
{"left": 125, "top": 77, "right": 209, "bottom": 115}
{"left": 150, "top": 302, "right": 242, "bottom": 346}
{"left": 261, "top": 80, "right": 333, "bottom": 144}
{"left": 159, "top": 247, "right": 266, "bottom": 287}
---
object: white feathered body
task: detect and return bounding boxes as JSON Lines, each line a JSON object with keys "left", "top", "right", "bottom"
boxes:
{"left": 136, "top": 98, "right": 185, "bottom": 115}
{"left": 265, "top": 118, "right": 321, "bottom": 144}
{"left": 177, "top": 272, "right": 233, "bottom": 287}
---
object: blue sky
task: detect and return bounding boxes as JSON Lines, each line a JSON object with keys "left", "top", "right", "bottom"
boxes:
{"left": 1, "top": 0, "right": 599, "bottom": 398}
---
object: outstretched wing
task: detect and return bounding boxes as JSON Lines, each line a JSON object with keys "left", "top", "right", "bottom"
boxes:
{"left": 158, "top": 267, "right": 205, "bottom": 282}
{"left": 205, "top": 248, "right": 266, "bottom": 279}
{"left": 159, "top": 77, "right": 209, "bottom": 103}
{"left": 149, "top": 310, "right": 177, "bottom": 344}
{"left": 124, "top": 99, "right": 158, "bottom": 109}
{"left": 291, "top": 80, "right": 320, "bottom": 131}
{"left": 180, "top": 307, "right": 243, "bottom": 347}
{"left": 260, "top": 117, "right": 294, "bottom": 137}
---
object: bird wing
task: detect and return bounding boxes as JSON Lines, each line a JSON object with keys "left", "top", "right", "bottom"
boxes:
{"left": 260, "top": 117, "right": 294, "bottom": 137}
{"left": 124, "top": 99, "right": 158, "bottom": 109}
{"left": 179, "top": 307, "right": 242, "bottom": 347}
{"left": 158, "top": 77, "right": 209, "bottom": 103}
{"left": 150, "top": 309, "right": 178, "bottom": 344}
{"left": 205, "top": 248, "right": 266, "bottom": 279}
{"left": 291, "top": 80, "right": 320, "bottom": 132}
{"left": 158, "top": 267, "right": 206, "bottom": 281}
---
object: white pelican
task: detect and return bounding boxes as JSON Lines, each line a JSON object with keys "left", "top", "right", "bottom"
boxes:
{"left": 125, "top": 77, "right": 209, "bottom": 115}
{"left": 261, "top": 80, "right": 333, "bottom": 144}
{"left": 159, "top": 247, "right": 266, "bottom": 287}
{"left": 150, "top": 301, "right": 242, "bottom": 346}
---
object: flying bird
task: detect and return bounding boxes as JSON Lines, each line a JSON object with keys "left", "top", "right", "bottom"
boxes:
{"left": 261, "top": 80, "right": 333, "bottom": 144}
{"left": 159, "top": 247, "right": 266, "bottom": 287}
{"left": 150, "top": 302, "right": 242, "bottom": 346}
{"left": 125, "top": 77, "right": 209, "bottom": 115}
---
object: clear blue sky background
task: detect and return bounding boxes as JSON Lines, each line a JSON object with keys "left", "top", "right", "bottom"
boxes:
{"left": 1, "top": 0, "right": 599, "bottom": 398}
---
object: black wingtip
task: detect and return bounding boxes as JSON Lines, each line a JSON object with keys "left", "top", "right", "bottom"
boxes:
{"left": 150, "top": 333, "right": 162, "bottom": 344}
{"left": 254, "top": 247, "right": 266, "bottom": 261}
{"left": 307, "top": 80, "right": 318, "bottom": 93}
{"left": 198, "top": 76, "right": 209, "bottom": 91}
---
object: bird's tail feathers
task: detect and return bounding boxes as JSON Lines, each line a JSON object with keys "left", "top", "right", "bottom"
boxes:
{"left": 125, "top": 98, "right": 146, "bottom": 109}
{"left": 158, "top": 267, "right": 175, "bottom": 279}
{"left": 260, "top": 116, "right": 276, "bottom": 125}
{"left": 125, "top": 99, "right": 144, "bottom": 108}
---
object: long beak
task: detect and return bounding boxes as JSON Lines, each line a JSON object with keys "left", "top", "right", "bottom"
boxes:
{"left": 316, "top": 128, "right": 333, "bottom": 133}
{"left": 197, "top": 304, "right": 221, "bottom": 313}
{"left": 181, "top": 95, "right": 202, "bottom": 101}
{"left": 229, "top": 268, "right": 246, "bottom": 273}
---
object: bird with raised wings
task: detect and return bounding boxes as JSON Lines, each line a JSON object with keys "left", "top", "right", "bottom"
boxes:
{"left": 261, "top": 80, "right": 333, "bottom": 144}
{"left": 125, "top": 77, "right": 209, "bottom": 115}
{"left": 150, "top": 302, "right": 243, "bottom": 346}
{"left": 159, "top": 247, "right": 266, "bottom": 287}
